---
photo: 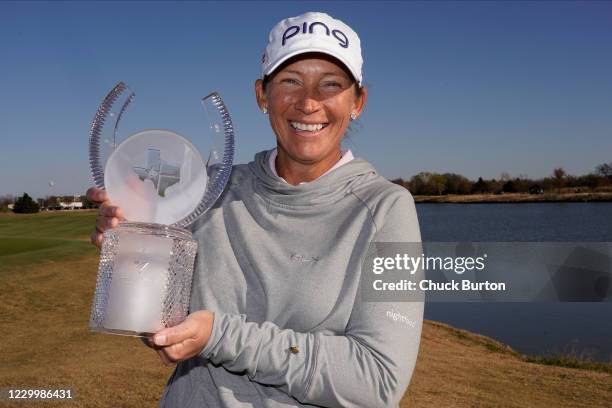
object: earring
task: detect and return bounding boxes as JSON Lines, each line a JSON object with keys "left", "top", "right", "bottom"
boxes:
{"left": 262, "top": 106, "right": 268, "bottom": 114}
{"left": 350, "top": 112, "right": 357, "bottom": 121}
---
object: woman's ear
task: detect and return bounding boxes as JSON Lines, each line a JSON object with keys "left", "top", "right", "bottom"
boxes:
{"left": 353, "top": 85, "right": 368, "bottom": 117}
{"left": 255, "top": 79, "right": 267, "bottom": 112}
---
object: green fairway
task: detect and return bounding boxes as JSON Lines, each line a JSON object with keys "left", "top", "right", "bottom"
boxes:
{"left": 0, "top": 211, "right": 98, "bottom": 268}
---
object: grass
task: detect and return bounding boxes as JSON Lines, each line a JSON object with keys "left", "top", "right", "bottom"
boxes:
{"left": 406, "top": 321, "right": 612, "bottom": 408}
{"left": 0, "top": 211, "right": 174, "bottom": 407}
{"left": 525, "top": 354, "right": 612, "bottom": 374}
{"left": 446, "top": 321, "right": 612, "bottom": 374}
{"left": 0, "top": 211, "right": 96, "bottom": 239}
{"left": 0, "top": 211, "right": 97, "bottom": 268}
{"left": 1, "top": 211, "right": 611, "bottom": 407}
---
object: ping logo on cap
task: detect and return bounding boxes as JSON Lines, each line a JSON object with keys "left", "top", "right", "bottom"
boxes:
{"left": 282, "top": 21, "right": 349, "bottom": 49}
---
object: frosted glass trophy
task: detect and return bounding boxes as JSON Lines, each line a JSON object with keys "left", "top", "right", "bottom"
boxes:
{"left": 88, "top": 82, "right": 234, "bottom": 337}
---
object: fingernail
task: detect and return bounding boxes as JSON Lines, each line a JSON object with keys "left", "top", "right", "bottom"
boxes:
{"left": 154, "top": 334, "right": 166, "bottom": 346}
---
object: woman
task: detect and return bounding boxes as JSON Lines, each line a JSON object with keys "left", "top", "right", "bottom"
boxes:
{"left": 88, "top": 12, "right": 423, "bottom": 408}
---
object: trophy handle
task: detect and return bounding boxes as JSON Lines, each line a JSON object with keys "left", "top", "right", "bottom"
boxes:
{"left": 172, "top": 92, "right": 235, "bottom": 228}
{"left": 89, "top": 82, "right": 135, "bottom": 190}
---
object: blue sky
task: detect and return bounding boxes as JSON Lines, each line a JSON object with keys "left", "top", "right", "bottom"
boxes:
{"left": 1, "top": 1, "right": 611, "bottom": 198}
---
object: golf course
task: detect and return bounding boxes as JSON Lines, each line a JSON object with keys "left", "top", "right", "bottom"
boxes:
{"left": 1, "top": 211, "right": 610, "bottom": 407}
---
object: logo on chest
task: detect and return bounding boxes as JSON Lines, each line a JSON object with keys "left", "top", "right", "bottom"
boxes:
{"left": 290, "top": 253, "right": 320, "bottom": 263}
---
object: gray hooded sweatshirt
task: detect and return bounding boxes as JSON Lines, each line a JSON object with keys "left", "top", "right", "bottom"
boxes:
{"left": 159, "top": 150, "right": 423, "bottom": 408}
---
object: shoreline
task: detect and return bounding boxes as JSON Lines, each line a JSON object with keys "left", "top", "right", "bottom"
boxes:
{"left": 413, "top": 192, "right": 612, "bottom": 203}
{"left": 422, "top": 320, "right": 611, "bottom": 370}
{"left": 403, "top": 320, "right": 612, "bottom": 407}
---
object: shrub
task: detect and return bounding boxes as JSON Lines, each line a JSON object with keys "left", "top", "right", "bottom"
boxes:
{"left": 13, "top": 193, "right": 40, "bottom": 214}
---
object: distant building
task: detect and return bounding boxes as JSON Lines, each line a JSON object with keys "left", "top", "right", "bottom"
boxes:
{"left": 59, "top": 201, "right": 83, "bottom": 210}
{"left": 57, "top": 194, "right": 84, "bottom": 210}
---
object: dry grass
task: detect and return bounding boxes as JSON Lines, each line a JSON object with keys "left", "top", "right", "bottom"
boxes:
{"left": 1, "top": 212, "right": 610, "bottom": 407}
{"left": 0, "top": 257, "right": 174, "bottom": 407}
{"left": 402, "top": 322, "right": 612, "bottom": 408}
{"left": 2, "top": 257, "right": 611, "bottom": 408}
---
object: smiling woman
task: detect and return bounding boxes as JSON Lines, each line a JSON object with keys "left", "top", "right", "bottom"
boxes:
{"left": 87, "top": 11, "right": 423, "bottom": 408}
{"left": 256, "top": 52, "right": 367, "bottom": 185}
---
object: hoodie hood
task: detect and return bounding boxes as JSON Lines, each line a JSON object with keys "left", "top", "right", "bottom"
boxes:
{"left": 247, "top": 149, "right": 377, "bottom": 208}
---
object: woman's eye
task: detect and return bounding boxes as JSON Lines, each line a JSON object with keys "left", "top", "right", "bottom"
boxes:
{"left": 322, "top": 82, "right": 346, "bottom": 92}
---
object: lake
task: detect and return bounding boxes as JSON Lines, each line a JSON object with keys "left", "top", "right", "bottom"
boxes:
{"left": 417, "top": 202, "right": 612, "bottom": 362}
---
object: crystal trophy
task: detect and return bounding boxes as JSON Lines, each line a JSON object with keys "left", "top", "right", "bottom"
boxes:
{"left": 88, "top": 82, "right": 234, "bottom": 337}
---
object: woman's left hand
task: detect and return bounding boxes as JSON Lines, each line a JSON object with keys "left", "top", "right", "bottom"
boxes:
{"left": 148, "top": 310, "right": 215, "bottom": 366}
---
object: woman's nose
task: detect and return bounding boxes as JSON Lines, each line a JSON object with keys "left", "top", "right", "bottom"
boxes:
{"left": 294, "top": 89, "right": 321, "bottom": 115}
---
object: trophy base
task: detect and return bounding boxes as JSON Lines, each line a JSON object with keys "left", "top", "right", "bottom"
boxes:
{"left": 90, "top": 326, "right": 156, "bottom": 338}
{"left": 89, "top": 222, "right": 197, "bottom": 338}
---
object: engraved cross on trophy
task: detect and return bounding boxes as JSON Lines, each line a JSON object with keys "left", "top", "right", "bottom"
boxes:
{"left": 88, "top": 82, "right": 234, "bottom": 337}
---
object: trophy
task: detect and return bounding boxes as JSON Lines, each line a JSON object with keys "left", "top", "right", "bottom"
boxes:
{"left": 88, "top": 82, "right": 234, "bottom": 337}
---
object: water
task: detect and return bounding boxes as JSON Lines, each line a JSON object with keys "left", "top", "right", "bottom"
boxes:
{"left": 417, "top": 202, "right": 612, "bottom": 362}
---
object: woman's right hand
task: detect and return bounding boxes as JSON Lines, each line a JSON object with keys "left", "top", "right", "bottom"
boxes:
{"left": 86, "top": 187, "right": 125, "bottom": 248}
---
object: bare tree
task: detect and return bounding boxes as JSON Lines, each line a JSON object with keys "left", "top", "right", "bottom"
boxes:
{"left": 553, "top": 167, "right": 566, "bottom": 192}
{"left": 596, "top": 163, "right": 612, "bottom": 180}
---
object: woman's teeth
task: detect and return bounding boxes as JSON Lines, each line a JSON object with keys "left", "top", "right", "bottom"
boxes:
{"left": 291, "top": 122, "right": 326, "bottom": 132}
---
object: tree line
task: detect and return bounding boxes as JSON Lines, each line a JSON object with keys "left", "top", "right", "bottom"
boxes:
{"left": 391, "top": 163, "right": 612, "bottom": 196}
{"left": 0, "top": 194, "right": 96, "bottom": 213}
{"left": 2, "top": 163, "right": 611, "bottom": 213}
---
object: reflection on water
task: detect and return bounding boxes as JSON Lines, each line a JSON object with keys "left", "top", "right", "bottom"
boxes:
{"left": 417, "top": 202, "right": 612, "bottom": 362}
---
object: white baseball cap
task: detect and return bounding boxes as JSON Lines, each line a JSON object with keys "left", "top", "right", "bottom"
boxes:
{"left": 261, "top": 12, "right": 363, "bottom": 86}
